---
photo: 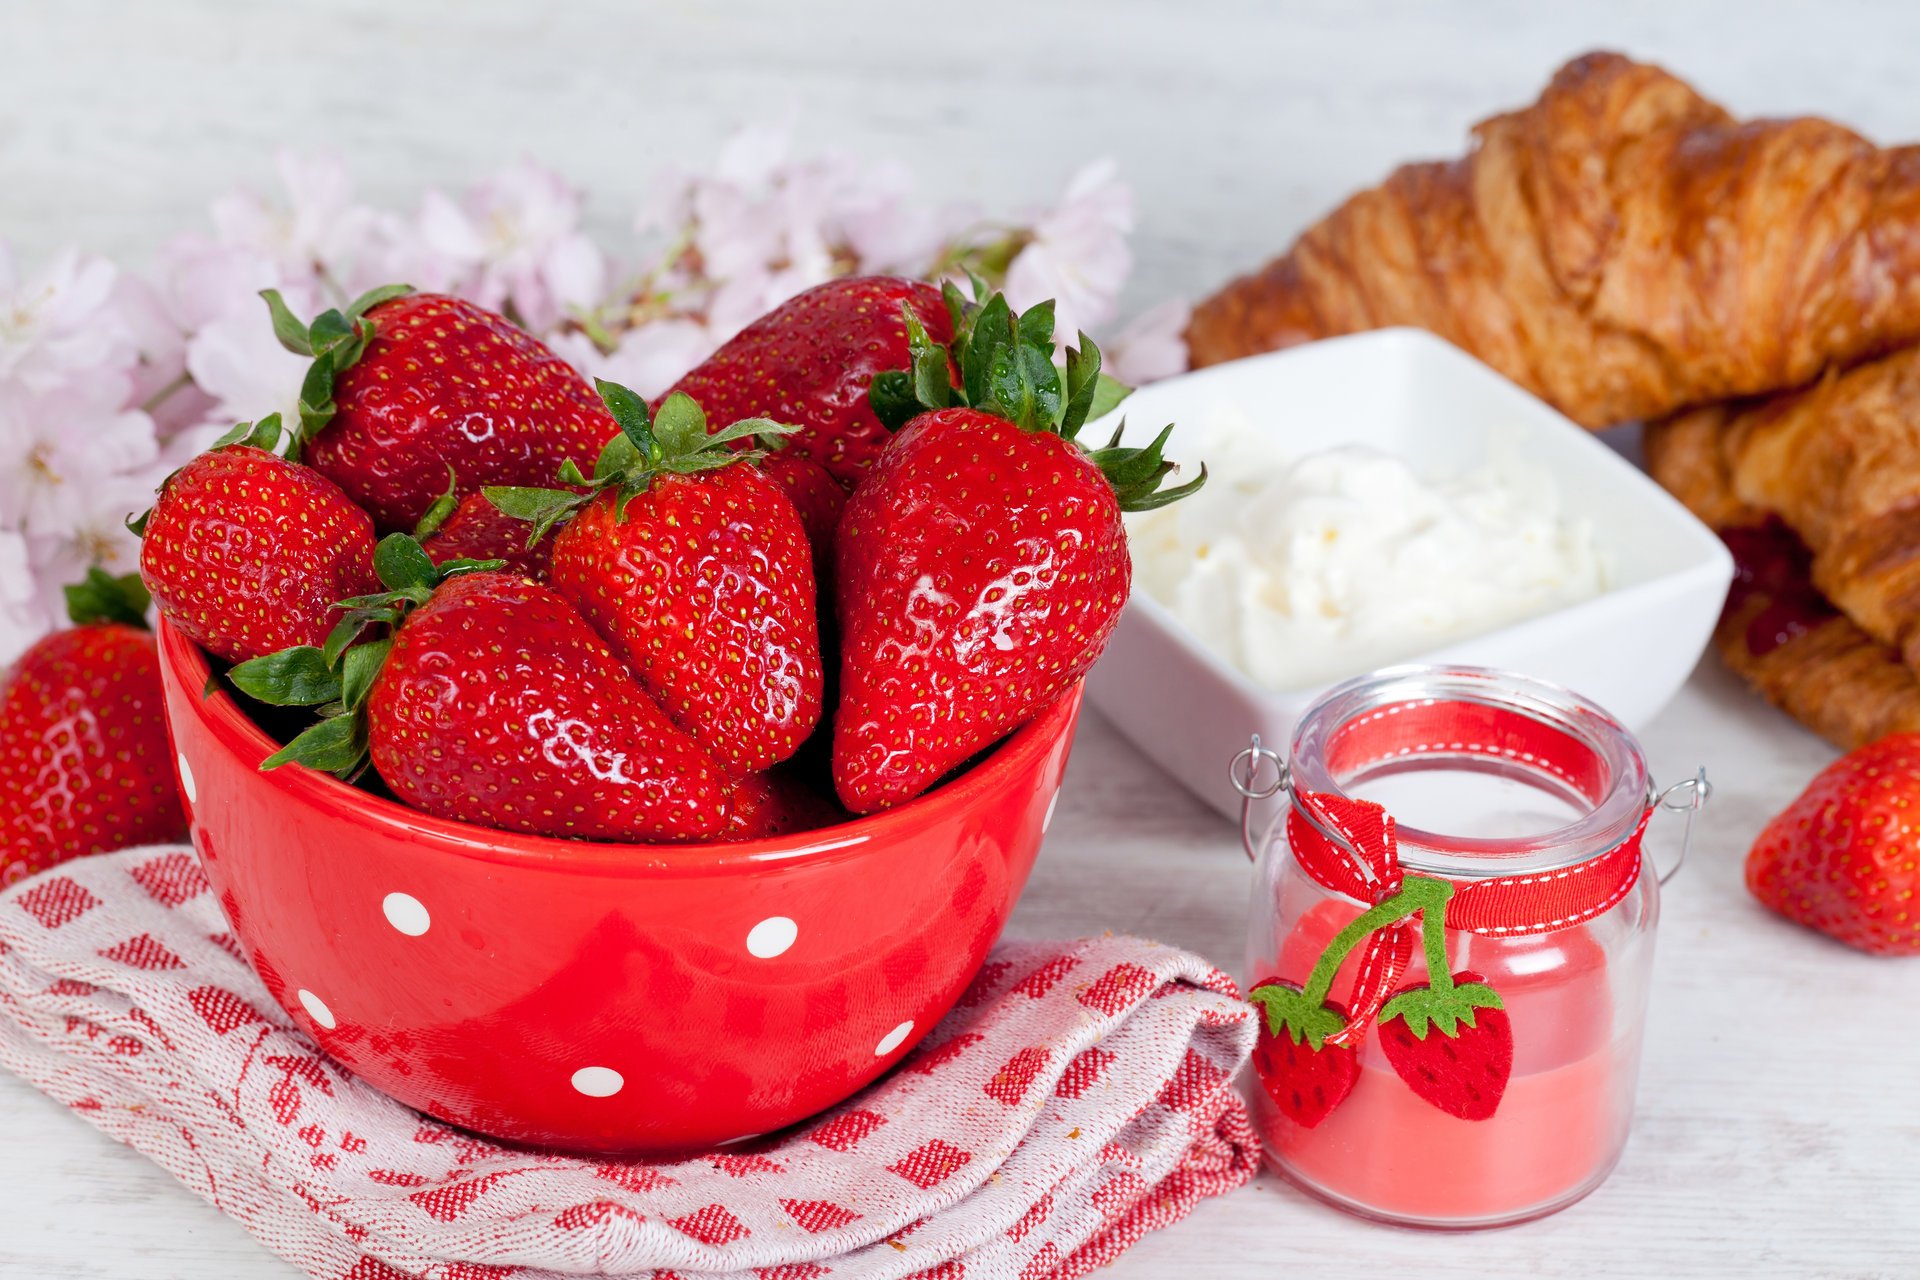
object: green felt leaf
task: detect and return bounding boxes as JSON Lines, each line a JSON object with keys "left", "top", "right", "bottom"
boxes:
{"left": 259, "top": 290, "right": 313, "bottom": 356}
{"left": 1246, "top": 981, "right": 1348, "bottom": 1052}
{"left": 373, "top": 534, "right": 437, "bottom": 593}
{"left": 1380, "top": 978, "right": 1504, "bottom": 1040}
{"left": 63, "top": 566, "right": 151, "bottom": 628}
{"left": 260, "top": 711, "right": 367, "bottom": 777}
{"left": 227, "top": 646, "right": 343, "bottom": 707}
{"left": 339, "top": 638, "right": 390, "bottom": 712}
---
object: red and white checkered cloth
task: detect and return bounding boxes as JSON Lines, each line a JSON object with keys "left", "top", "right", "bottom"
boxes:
{"left": 0, "top": 847, "right": 1258, "bottom": 1280}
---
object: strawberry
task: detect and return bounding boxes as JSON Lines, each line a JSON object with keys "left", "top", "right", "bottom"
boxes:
{"left": 832, "top": 290, "right": 1203, "bottom": 813}
{"left": 488, "top": 382, "right": 823, "bottom": 777}
{"left": 136, "top": 416, "right": 379, "bottom": 663}
{"left": 261, "top": 286, "right": 617, "bottom": 532}
{"left": 668, "top": 276, "right": 953, "bottom": 488}
{"left": 1377, "top": 969, "right": 1513, "bottom": 1120}
{"left": 229, "top": 540, "right": 730, "bottom": 842}
{"left": 759, "top": 446, "right": 847, "bottom": 591}
{"left": 1, "top": 570, "right": 187, "bottom": 887}
{"left": 721, "top": 768, "right": 848, "bottom": 842}
{"left": 1246, "top": 979, "right": 1359, "bottom": 1129}
{"left": 420, "top": 491, "right": 556, "bottom": 582}
{"left": 1747, "top": 734, "right": 1920, "bottom": 955}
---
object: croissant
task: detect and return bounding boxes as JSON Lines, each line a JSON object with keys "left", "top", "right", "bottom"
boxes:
{"left": 1190, "top": 51, "right": 1920, "bottom": 428}
{"left": 1645, "top": 411, "right": 1920, "bottom": 749}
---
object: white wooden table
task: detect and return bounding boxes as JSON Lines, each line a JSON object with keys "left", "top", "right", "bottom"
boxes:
{"left": 4, "top": 2, "right": 1919, "bottom": 1276}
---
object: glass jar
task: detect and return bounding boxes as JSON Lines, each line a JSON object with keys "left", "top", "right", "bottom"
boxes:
{"left": 1234, "top": 665, "right": 1705, "bottom": 1230}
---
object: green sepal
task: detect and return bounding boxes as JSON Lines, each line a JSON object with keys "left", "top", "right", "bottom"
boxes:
{"left": 127, "top": 413, "right": 289, "bottom": 538}
{"left": 261, "top": 284, "right": 413, "bottom": 457}
{"left": 373, "top": 532, "right": 438, "bottom": 593}
{"left": 1379, "top": 979, "right": 1504, "bottom": 1041}
{"left": 491, "top": 381, "right": 799, "bottom": 537}
{"left": 227, "top": 646, "right": 343, "bottom": 707}
{"left": 63, "top": 566, "right": 151, "bottom": 629}
{"left": 411, "top": 467, "right": 462, "bottom": 541}
{"left": 339, "top": 638, "right": 391, "bottom": 712}
{"left": 260, "top": 710, "right": 368, "bottom": 778}
{"left": 1247, "top": 981, "right": 1349, "bottom": 1052}
{"left": 868, "top": 370, "right": 920, "bottom": 432}
{"left": 322, "top": 609, "right": 393, "bottom": 666}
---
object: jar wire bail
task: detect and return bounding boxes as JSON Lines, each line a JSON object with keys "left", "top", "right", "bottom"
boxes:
{"left": 1651, "top": 768, "right": 1712, "bottom": 885}
{"left": 1229, "top": 735, "right": 1287, "bottom": 866}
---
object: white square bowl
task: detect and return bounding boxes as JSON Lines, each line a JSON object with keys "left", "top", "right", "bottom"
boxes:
{"left": 1084, "top": 328, "right": 1734, "bottom": 822}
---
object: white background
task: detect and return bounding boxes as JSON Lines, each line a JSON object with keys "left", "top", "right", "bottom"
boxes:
{"left": 3, "top": 2, "right": 1918, "bottom": 1277}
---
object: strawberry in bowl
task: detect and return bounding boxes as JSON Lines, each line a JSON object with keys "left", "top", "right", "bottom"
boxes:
{"left": 135, "top": 282, "right": 1197, "bottom": 1153}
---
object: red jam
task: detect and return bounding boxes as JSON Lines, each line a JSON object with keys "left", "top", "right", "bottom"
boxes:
{"left": 1718, "top": 520, "right": 1836, "bottom": 657}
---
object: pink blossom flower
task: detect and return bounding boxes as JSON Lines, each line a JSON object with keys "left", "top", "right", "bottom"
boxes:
{"left": 1104, "top": 298, "right": 1192, "bottom": 386}
{"left": 1003, "top": 160, "right": 1134, "bottom": 344}
{"left": 0, "top": 384, "right": 158, "bottom": 538}
{"left": 417, "top": 160, "right": 606, "bottom": 335}
{"left": 209, "top": 150, "right": 379, "bottom": 291}
{"left": 0, "top": 245, "right": 137, "bottom": 396}
{"left": 0, "top": 529, "right": 41, "bottom": 666}
{"left": 181, "top": 286, "right": 319, "bottom": 442}
{"left": 552, "top": 318, "right": 718, "bottom": 402}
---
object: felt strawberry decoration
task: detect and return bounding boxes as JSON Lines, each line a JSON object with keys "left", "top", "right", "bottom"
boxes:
{"left": 260, "top": 286, "right": 618, "bottom": 532}
{"left": 1247, "top": 979, "right": 1359, "bottom": 1129}
{"left": 667, "top": 275, "right": 955, "bottom": 488}
{"left": 228, "top": 538, "right": 732, "bottom": 843}
{"left": 1747, "top": 733, "right": 1920, "bottom": 955}
{"left": 1378, "top": 968, "right": 1513, "bottom": 1121}
{"left": 0, "top": 569, "right": 188, "bottom": 887}
{"left": 135, "top": 415, "right": 380, "bottom": 663}
{"left": 485, "top": 382, "right": 824, "bottom": 778}
{"left": 830, "top": 286, "right": 1203, "bottom": 813}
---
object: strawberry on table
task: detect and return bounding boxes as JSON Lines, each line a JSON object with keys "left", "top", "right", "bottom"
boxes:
{"left": 1747, "top": 734, "right": 1920, "bottom": 955}
{"left": 1, "top": 569, "right": 187, "bottom": 887}
{"left": 487, "top": 382, "right": 824, "bottom": 777}
{"left": 262, "top": 286, "right": 617, "bottom": 532}
{"left": 136, "top": 415, "right": 379, "bottom": 663}
{"left": 668, "top": 275, "right": 954, "bottom": 488}
{"left": 831, "top": 289, "right": 1203, "bottom": 813}
{"left": 229, "top": 539, "right": 731, "bottom": 842}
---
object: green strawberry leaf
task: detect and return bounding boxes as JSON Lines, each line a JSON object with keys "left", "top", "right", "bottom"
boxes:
{"left": 483, "top": 485, "right": 587, "bottom": 546}
{"left": 373, "top": 534, "right": 437, "bottom": 593}
{"left": 592, "top": 434, "right": 642, "bottom": 481}
{"left": 260, "top": 290, "right": 314, "bottom": 356}
{"left": 1247, "top": 981, "right": 1348, "bottom": 1051}
{"left": 228, "top": 646, "right": 343, "bottom": 707}
{"left": 339, "top": 637, "right": 391, "bottom": 712}
{"left": 595, "top": 378, "right": 656, "bottom": 453}
{"left": 63, "top": 566, "right": 151, "bottom": 629}
{"left": 411, "top": 467, "right": 461, "bottom": 541}
{"left": 1086, "top": 372, "right": 1132, "bottom": 422}
{"left": 869, "top": 369, "right": 921, "bottom": 432}
{"left": 305, "top": 307, "right": 357, "bottom": 355}
{"left": 650, "top": 392, "right": 708, "bottom": 455}
{"left": 342, "top": 283, "right": 413, "bottom": 321}
{"left": 260, "top": 711, "right": 367, "bottom": 777}
{"left": 1015, "top": 298, "right": 1057, "bottom": 350}
{"left": 706, "top": 416, "right": 797, "bottom": 450}
{"left": 322, "top": 607, "right": 396, "bottom": 667}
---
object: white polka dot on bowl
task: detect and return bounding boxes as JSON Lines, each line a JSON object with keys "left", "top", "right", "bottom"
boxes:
{"left": 745, "top": 916, "right": 798, "bottom": 958}
{"left": 875, "top": 1020, "right": 915, "bottom": 1056}
{"left": 382, "top": 892, "right": 431, "bottom": 937}
{"left": 296, "top": 988, "right": 336, "bottom": 1030}
{"left": 571, "top": 1066, "right": 624, "bottom": 1098}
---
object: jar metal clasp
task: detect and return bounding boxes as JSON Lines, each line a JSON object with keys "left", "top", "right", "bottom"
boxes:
{"left": 1230, "top": 733, "right": 1711, "bottom": 884}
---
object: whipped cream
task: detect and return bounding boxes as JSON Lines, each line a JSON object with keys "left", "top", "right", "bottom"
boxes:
{"left": 1126, "top": 414, "right": 1608, "bottom": 691}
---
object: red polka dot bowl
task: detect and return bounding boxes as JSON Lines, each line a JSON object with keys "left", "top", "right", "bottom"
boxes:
{"left": 154, "top": 619, "right": 1082, "bottom": 1154}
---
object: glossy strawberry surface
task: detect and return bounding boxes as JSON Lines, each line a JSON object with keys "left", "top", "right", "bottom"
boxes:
{"left": 365, "top": 572, "right": 730, "bottom": 841}
{"left": 1, "top": 623, "right": 186, "bottom": 887}
{"left": 422, "top": 491, "right": 555, "bottom": 582}
{"left": 313, "top": 293, "right": 618, "bottom": 531}
{"left": 720, "top": 766, "right": 849, "bottom": 842}
{"left": 1748, "top": 732, "right": 1920, "bottom": 955}
{"left": 833, "top": 408, "right": 1129, "bottom": 813}
{"left": 140, "top": 445, "right": 379, "bottom": 663}
{"left": 550, "top": 462, "right": 824, "bottom": 777}
{"left": 669, "top": 276, "right": 952, "bottom": 488}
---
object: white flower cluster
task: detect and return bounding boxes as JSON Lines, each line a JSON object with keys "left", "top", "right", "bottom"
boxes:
{"left": 0, "top": 133, "right": 1188, "bottom": 664}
